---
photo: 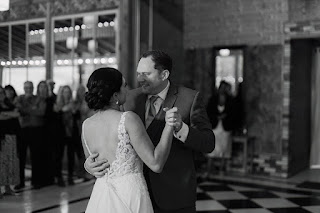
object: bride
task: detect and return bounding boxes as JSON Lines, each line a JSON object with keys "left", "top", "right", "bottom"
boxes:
{"left": 81, "top": 67, "right": 174, "bottom": 213}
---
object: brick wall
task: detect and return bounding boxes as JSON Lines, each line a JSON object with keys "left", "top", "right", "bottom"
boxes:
{"left": 184, "top": 0, "right": 288, "bottom": 48}
{"left": 289, "top": 0, "right": 320, "bottom": 22}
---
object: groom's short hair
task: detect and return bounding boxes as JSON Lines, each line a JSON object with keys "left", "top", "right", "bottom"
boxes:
{"left": 141, "top": 50, "right": 172, "bottom": 73}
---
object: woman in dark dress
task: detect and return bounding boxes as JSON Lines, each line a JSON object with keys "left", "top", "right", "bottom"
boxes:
{"left": 0, "top": 86, "right": 20, "bottom": 198}
{"left": 205, "top": 81, "right": 235, "bottom": 175}
{"left": 54, "top": 85, "right": 77, "bottom": 185}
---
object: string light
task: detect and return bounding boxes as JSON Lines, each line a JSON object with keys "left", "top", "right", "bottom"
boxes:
{"left": 0, "top": 57, "right": 116, "bottom": 67}
{"left": 78, "top": 59, "right": 83, "bottom": 64}
{"left": 28, "top": 20, "right": 115, "bottom": 35}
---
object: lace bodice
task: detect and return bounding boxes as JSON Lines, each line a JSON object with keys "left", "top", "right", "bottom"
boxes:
{"left": 83, "top": 112, "right": 144, "bottom": 179}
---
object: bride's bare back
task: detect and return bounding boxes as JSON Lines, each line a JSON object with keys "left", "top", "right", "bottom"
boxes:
{"left": 82, "top": 110, "right": 122, "bottom": 164}
{"left": 83, "top": 109, "right": 174, "bottom": 173}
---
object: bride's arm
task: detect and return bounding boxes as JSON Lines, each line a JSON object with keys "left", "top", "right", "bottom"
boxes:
{"left": 126, "top": 111, "right": 173, "bottom": 173}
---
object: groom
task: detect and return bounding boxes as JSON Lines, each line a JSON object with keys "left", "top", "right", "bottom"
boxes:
{"left": 85, "top": 50, "right": 215, "bottom": 213}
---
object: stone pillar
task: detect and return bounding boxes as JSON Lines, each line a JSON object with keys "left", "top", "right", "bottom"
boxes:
{"left": 119, "top": 0, "right": 138, "bottom": 89}
{"left": 45, "top": 1, "right": 53, "bottom": 80}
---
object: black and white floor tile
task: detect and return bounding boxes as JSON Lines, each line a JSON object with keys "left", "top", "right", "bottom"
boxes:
{"left": 196, "top": 178, "right": 320, "bottom": 213}
{"left": 1, "top": 173, "right": 320, "bottom": 213}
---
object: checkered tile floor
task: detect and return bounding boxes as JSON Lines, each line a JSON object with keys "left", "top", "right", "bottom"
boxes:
{"left": 196, "top": 179, "right": 320, "bottom": 213}
{"left": 2, "top": 172, "right": 320, "bottom": 212}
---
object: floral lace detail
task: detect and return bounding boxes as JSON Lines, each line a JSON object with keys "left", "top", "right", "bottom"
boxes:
{"left": 104, "top": 112, "right": 144, "bottom": 179}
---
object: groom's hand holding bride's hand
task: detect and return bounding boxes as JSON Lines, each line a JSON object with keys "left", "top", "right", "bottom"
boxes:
{"left": 163, "top": 107, "right": 182, "bottom": 131}
{"left": 84, "top": 153, "right": 110, "bottom": 178}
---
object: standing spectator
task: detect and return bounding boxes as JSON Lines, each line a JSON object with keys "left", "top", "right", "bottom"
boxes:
{"left": 33, "top": 81, "right": 54, "bottom": 188}
{"left": 233, "top": 82, "right": 246, "bottom": 135}
{"left": 0, "top": 86, "right": 20, "bottom": 197}
{"left": 14, "top": 81, "right": 35, "bottom": 190}
{"left": 45, "top": 80, "right": 65, "bottom": 186}
{"left": 75, "top": 85, "right": 94, "bottom": 130}
{"left": 205, "top": 81, "right": 235, "bottom": 175}
{"left": 4, "top": 85, "right": 17, "bottom": 104}
{"left": 54, "top": 85, "right": 77, "bottom": 185}
{"left": 74, "top": 85, "right": 93, "bottom": 180}
{"left": 15, "top": 81, "right": 47, "bottom": 189}
{"left": 47, "top": 79, "right": 56, "bottom": 99}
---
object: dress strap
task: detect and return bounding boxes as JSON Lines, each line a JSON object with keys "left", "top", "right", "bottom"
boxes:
{"left": 118, "top": 112, "right": 128, "bottom": 135}
{"left": 82, "top": 120, "right": 92, "bottom": 155}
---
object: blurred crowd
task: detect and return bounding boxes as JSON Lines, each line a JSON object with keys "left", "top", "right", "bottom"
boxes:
{"left": 0, "top": 80, "right": 94, "bottom": 198}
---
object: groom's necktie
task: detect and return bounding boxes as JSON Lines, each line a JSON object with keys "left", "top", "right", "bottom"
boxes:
{"left": 146, "top": 95, "right": 159, "bottom": 128}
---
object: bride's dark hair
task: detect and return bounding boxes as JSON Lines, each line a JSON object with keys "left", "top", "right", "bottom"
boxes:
{"left": 85, "top": 67, "right": 123, "bottom": 110}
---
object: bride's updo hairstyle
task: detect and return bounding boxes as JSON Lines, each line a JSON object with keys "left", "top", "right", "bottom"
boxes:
{"left": 85, "top": 67, "right": 123, "bottom": 110}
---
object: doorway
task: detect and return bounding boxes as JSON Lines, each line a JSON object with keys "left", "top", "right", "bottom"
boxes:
{"left": 289, "top": 39, "right": 320, "bottom": 176}
{"left": 310, "top": 47, "right": 320, "bottom": 168}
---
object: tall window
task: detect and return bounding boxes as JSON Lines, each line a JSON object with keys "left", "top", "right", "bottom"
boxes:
{"left": 0, "top": 21, "right": 46, "bottom": 94}
{"left": 52, "top": 11, "right": 118, "bottom": 93}
{"left": 215, "top": 48, "right": 243, "bottom": 95}
{"left": 0, "top": 10, "right": 118, "bottom": 95}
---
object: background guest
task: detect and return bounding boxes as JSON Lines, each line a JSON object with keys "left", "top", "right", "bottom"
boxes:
{"left": 14, "top": 81, "right": 35, "bottom": 190}
{"left": 4, "top": 85, "right": 17, "bottom": 105}
{"left": 74, "top": 85, "right": 93, "bottom": 180}
{"left": 54, "top": 85, "right": 77, "bottom": 185}
{"left": 205, "top": 81, "right": 235, "bottom": 175}
{"left": 45, "top": 80, "right": 65, "bottom": 186}
{"left": 0, "top": 86, "right": 20, "bottom": 198}
{"left": 32, "top": 81, "right": 54, "bottom": 188}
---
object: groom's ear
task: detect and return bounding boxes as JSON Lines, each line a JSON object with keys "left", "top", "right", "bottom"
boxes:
{"left": 161, "top": 70, "right": 170, "bottom": 81}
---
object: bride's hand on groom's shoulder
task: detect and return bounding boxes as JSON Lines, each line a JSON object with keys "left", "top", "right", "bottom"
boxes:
{"left": 84, "top": 153, "right": 110, "bottom": 178}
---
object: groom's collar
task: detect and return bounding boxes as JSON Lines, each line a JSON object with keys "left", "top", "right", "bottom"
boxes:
{"left": 148, "top": 81, "right": 170, "bottom": 101}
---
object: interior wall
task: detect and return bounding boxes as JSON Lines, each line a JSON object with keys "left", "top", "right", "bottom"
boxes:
{"left": 245, "top": 45, "right": 283, "bottom": 155}
{"left": 151, "top": 0, "right": 184, "bottom": 85}
{"left": 184, "top": 0, "right": 288, "bottom": 49}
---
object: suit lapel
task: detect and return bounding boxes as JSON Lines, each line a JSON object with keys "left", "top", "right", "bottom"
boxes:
{"left": 147, "top": 84, "right": 178, "bottom": 130}
{"left": 157, "top": 84, "right": 178, "bottom": 121}
{"left": 146, "top": 84, "right": 179, "bottom": 145}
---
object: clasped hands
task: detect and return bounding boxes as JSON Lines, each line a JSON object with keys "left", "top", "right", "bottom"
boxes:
{"left": 84, "top": 107, "right": 183, "bottom": 178}
{"left": 163, "top": 107, "right": 183, "bottom": 132}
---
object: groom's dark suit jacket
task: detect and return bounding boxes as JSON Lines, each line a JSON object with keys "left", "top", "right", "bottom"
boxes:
{"left": 124, "top": 84, "right": 215, "bottom": 210}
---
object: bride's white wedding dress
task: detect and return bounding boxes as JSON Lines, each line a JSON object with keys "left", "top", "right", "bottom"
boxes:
{"left": 83, "top": 112, "right": 154, "bottom": 213}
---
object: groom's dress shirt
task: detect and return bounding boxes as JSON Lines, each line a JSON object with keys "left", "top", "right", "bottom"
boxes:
{"left": 144, "top": 81, "right": 189, "bottom": 142}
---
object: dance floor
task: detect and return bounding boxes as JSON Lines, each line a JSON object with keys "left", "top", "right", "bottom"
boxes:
{"left": 1, "top": 170, "right": 320, "bottom": 213}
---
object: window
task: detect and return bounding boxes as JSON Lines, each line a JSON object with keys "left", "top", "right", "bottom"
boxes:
{"left": 215, "top": 48, "right": 243, "bottom": 95}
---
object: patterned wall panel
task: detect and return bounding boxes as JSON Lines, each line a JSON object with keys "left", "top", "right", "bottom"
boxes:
{"left": 184, "top": 48, "right": 214, "bottom": 103}
{"left": 245, "top": 45, "right": 283, "bottom": 155}
{"left": 184, "top": 0, "right": 289, "bottom": 49}
{"left": 289, "top": 0, "right": 320, "bottom": 22}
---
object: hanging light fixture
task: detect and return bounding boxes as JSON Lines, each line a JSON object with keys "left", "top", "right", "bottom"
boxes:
{"left": 0, "top": 0, "right": 10, "bottom": 11}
